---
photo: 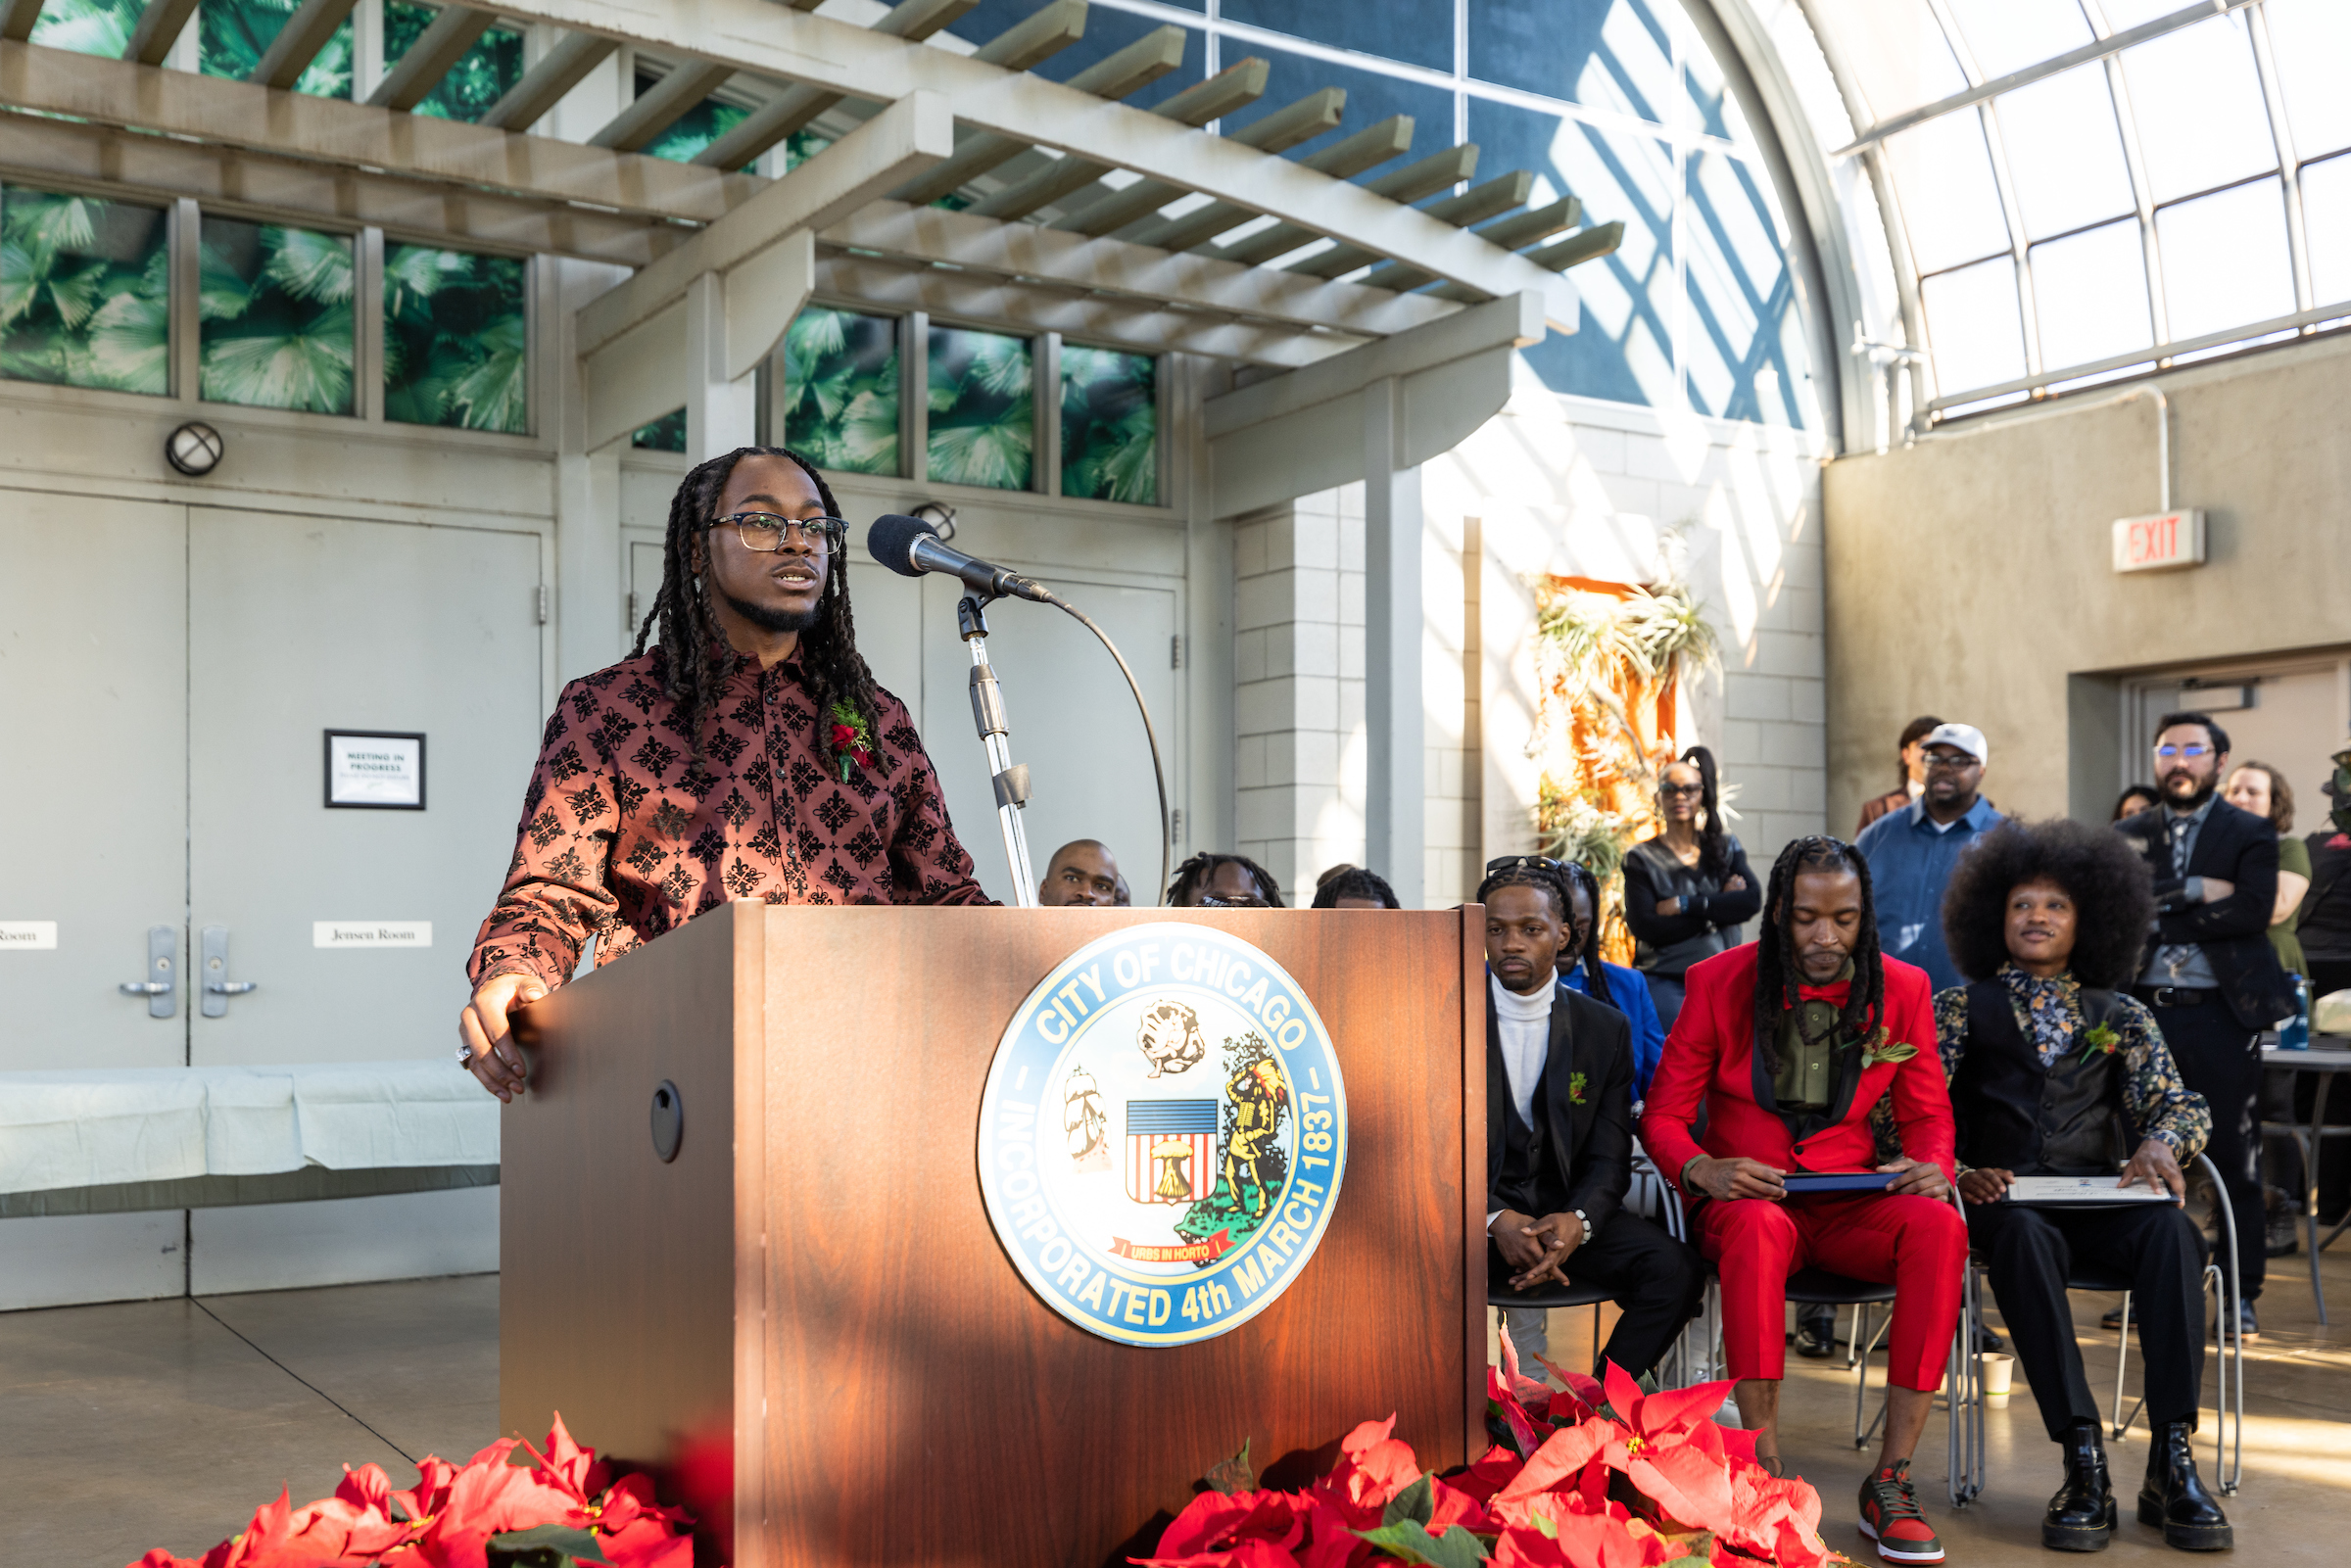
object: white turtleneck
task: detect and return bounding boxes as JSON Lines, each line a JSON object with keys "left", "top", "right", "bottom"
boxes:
{"left": 1488, "top": 972, "right": 1557, "bottom": 1232}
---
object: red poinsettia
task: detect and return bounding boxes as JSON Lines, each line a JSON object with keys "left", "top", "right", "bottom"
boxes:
{"left": 129, "top": 1415, "right": 696, "bottom": 1568}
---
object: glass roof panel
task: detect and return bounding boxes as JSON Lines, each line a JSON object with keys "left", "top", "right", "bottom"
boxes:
{"left": 1992, "top": 65, "right": 2134, "bottom": 240}
{"left": 1941, "top": 0, "right": 2092, "bottom": 82}
{"left": 2295, "top": 153, "right": 2351, "bottom": 308}
{"left": 2264, "top": 0, "right": 2351, "bottom": 162}
{"left": 2118, "top": 16, "right": 2279, "bottom": 204}
{"left": 2155, "top": 176, "right": 2294, "bottom": 342}
{"left": 1920, "top": 256, "right": 2027, "bottom": 396}
{"left": 2029, "top": 218, "right": 2152, "bottom": 370}
{"left": 1803, "top": 0, "right": 1965, "bottom": 125}
{"left": 1882, "top": 110, "right": 2011, "bottom": 274}
{"left": 2097, "top": 0, "right": 2191, "bottom": 27}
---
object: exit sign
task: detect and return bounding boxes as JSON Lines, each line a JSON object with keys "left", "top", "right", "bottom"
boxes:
{"left": 2112, "top": 510, "right": 2205, "bottom": 574}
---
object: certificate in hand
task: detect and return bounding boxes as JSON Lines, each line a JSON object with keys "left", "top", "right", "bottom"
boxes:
{"left": 2001, "top": 1176, "right": 2181, "bottom": 1206}
{"left": 1780, "top": 1170, "right": 1897, "bottom": 1195}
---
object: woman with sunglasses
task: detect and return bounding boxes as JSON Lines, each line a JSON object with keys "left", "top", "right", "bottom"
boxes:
{"left": 1622, "top": 747, "right": 1760, "bottom": 1030}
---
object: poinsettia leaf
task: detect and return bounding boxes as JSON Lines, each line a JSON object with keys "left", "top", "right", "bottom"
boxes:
{"left": 1204, "top": 1437, "right": 1256, "bottom": 1497}
{"left": 487, "top": 1523, "right": 612, "bottom": 1566}
{"left": 1351, "top": 1520, "right": 1489, "bottom": 1566}
{"left": 1382, "top": 1472, "right": 1434, "bottom": 1527}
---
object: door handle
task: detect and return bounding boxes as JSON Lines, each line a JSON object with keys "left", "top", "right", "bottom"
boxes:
{"left": 199, "top": 925, "right": 255, "bottom": 1018}
{"left": 120, "top": 926, "right": 177, "bottom": 1019}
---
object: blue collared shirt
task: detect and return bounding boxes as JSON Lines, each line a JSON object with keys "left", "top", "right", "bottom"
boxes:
{"left": 1855, "top": 793, "right": 2005, "bottom": 994}
{"left": 1562, "top": 958, "right": 1666, "bottom": 1100}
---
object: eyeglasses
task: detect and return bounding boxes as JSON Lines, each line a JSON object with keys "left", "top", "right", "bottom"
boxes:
{"left": 708, "top": 512, "right": 846, "bottom": 551}
{"left": 2154, "top": 743, "right": 2215, "bottom": 759}
{"left": 1923, "top": 753, "right": 1980, "bottom": 771}
{"left": 1484, "top": 854, "right": 1564, "bottom": 876}
{"left": 1658, "top": 782, "right": 1704, "bottom": 797}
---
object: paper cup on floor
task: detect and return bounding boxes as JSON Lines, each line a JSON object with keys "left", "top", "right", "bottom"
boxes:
{"left": 1982, "top": 1353, "right": 2014, "bottom": 1404}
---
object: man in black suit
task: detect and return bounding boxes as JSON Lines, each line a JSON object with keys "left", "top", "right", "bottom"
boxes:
{"left": 2119, "top": 711, "right": 2301, "bottom": 1339}
{"left": 1481, "top": 856, "right": 1704, "bottom": 1382}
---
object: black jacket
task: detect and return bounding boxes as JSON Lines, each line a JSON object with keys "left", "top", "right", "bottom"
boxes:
{"left": 1621, "top": 835, "right": 1760, "bottom": 974}
{"left": 1485, "top": 975, "right": 1636, "bottom": 1232}
{"left": 2119, "top": 799, "right": 2299, "bottom": 1029}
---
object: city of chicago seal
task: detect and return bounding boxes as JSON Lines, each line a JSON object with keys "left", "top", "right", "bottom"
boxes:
{"left": 976, "top": 923, "right": 1349, "bottom": 1347}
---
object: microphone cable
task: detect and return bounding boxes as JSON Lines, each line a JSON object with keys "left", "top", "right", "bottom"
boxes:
{"left": 1030, "top": 586, "right": 1173, "bottom": 907}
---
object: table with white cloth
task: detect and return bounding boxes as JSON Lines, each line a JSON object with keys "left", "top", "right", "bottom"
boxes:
{"left": 0, "top": 1061, "right": 499, "bottom": 1217}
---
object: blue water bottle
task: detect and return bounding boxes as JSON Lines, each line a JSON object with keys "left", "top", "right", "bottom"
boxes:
{"left": 2279, "top": 974, "right": 2312, "bottom": 1051}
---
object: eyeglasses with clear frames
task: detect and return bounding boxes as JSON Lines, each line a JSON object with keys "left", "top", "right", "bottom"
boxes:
{"left": 708, "top": 511, "right": 846, "bottom": 551}
{"left": 2154, "top": 743, "right": 2215, "bottom": 759}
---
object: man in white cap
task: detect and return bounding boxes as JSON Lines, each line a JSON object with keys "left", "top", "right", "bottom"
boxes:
{"left": 1855, "top": 722, "right": 2003, "bottom": 994}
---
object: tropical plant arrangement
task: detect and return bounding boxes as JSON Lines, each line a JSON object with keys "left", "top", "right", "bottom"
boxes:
{"left": 0, "top": 186, "right": 171, "bottom": 395}
{"left": 1137, "top": 1347, "right": 1850, "bottom": 1568}
{"left": 927, "top": 325, "right": 1033, "bottom": 490}
{"left": 783, "top": 307, "right": 902, "bottom": 475}
{"left": 383, "top": 242, "right": 529, "bottom": 433}
{"left": 200, "top": 218, "right": 356, "bottom": 415}
{"left": 1528, "top": 572, "right": 1717, "bottom": 963}
{"left": 1060, "top": 344, "right": 1158, "bottom": 504}
{"left": 127, "top": 1415, "right": 696, "bottom": 1568}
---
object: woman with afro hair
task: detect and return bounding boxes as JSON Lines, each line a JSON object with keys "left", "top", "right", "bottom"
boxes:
{"left": 1935, "top": 818, "right": 2228, "bottom": 1553}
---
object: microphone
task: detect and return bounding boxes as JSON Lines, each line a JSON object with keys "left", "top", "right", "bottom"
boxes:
{"left": 867, "top": 514, "right": 1054, "bottom": 603}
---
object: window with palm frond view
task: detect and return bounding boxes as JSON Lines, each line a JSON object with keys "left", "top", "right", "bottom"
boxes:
{"left": 199, "top": 0, "right": 353, "bottom": 98}
{"left": 383, "top": 243, "right": 529, "bottom": 434}
{"left": 385, "top": 0, "right": 522, "bottom": 121}
{"left": 0, "top": 185, "right": 170, "bottom": 396}
{"left": 928, "top": 325, "right": 1032, "bottom": 491}
{"left": 783, "top": 308, "right": 899, "bottom": 476}
{"left": 200, "top": 217, "right": 355, "bottom": 415}
{"left": 1060, "top": 345, "right": 1157, "bottom": 505}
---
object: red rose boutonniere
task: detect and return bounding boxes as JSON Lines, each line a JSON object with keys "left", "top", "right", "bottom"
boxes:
{"left": 1567, "top": 1070, "right": 1589, "bottom": 1106}
{"left": 828, "top": 701, "right": 876, "bottom": 782}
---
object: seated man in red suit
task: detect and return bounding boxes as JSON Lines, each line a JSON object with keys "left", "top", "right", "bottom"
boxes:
{"left": 1642, "top": 836, "right": 1965, "bottom": 1567}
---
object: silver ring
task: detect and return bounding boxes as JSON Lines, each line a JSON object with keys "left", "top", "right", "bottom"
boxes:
{"left": 456, "top": 1046, "right": 476, "bottom": 1069}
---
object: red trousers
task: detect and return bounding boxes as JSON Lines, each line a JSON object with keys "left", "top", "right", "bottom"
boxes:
{"left": 1695, "top": 1192, "right": 1967, "bottom": 1392}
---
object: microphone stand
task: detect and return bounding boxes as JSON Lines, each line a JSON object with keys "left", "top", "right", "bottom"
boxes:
{"left": 959, "top": 594, "right": 1040, "bottom": 908}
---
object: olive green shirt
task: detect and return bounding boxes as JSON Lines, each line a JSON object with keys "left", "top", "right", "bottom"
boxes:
{"left": 1772, "top": 961, "right": 1856, "bottom": 1111}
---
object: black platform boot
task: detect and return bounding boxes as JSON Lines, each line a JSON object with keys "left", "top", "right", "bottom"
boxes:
{"left": 2135, "top": 1419, "right": 2232, "bottom": 1550}
{"left": 2043, "top": 1422, "right": 2116, "bottom": 1551}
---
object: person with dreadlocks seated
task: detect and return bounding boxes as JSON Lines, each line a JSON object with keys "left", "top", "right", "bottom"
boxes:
{"left": 1482, "top": 856, "right": 1705, "bottom": 1386}
{"left": 1555, "top": 861, "right": 1667, "bottom": 1102}
{"left": 1936, "top": 819, "right": 2227, "bottom": 1553}
{"left": 457, "top": 447, "right": 990, "bottom": 1098}
{"left": 1167, "top": 852, "right": 1284, "bottom": 908}
{"left": 1640, "top": 836, "right": 1965, "bottom": 1565}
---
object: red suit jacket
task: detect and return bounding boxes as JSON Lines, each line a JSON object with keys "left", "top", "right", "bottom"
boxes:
{"left": 1640, "top": 943, "right": 1955, "bottom": 1185}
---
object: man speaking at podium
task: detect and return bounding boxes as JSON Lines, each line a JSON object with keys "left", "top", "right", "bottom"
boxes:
{"left": 458, "top": 449, "right": 989, "bottom": 1099}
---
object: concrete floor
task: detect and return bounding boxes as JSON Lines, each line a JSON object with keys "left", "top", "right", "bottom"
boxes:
{"left": 4, "top": 1255, "right": 2347, "bottom": 1568}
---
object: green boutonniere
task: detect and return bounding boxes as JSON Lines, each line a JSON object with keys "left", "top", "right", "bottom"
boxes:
{"left": 1861, "top": 1026, "right": 1920, "bottom": 1069}
{"left": 1567, "top": 1071, "right": 1588, "bottom": 1106}
{"left": 2076, "top": 1022, "right": 2121, "bottom": 1065}
{"left": 827, "top": 701, "right": 876, "bottom": 783}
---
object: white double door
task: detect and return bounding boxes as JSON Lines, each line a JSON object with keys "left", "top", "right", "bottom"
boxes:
{"left": 4, "top": 491, "right": 546, "bottom": 1073}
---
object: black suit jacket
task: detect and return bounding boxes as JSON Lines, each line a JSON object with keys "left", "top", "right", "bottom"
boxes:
{"left": 1485, "top": 975, "right": 1636, "bottom": 1232}
{"left": 2119, "top": 799, "right": 2299, "bottom": 1029}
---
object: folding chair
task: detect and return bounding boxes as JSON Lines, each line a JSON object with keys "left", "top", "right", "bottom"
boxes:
{"left": 1949, "top": 1152, "right": 2245, "bottom": 1503}
{"left": 1489, "top": 1153, "right": 1681, "bottom": 1382}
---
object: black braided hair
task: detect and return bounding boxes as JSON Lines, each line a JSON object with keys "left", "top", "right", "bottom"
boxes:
{"left": 1752, "top": 835, "right": 1884, "bottom": 1073}
{"left": 1310, "top": 867, "right": 1399, "bottom": 909}
{"left": 630, "top": 447, "right": 880, "bottom": 765}
{"left": 1475, "top": 859, "right": 1580, "bottom": 993}
{"left": 1556, "top": 861, "right": 1614, "bottom": 1007}
{"left": 1167, "top": 852, "right": 1286, "bottom": 908}
{"left": 1679, "top": 744, "right": 1731, "bottom": 879}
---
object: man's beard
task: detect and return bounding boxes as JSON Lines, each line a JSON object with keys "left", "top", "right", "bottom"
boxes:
{"left": 724, "top": 592, "right": 821, "bottom": 635}
{"left": 2162, "top": 770, "right": 2217, "bottom": 809}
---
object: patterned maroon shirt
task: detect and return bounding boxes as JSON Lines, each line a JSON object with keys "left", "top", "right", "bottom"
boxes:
{"left": 467, "top": 642, "right": 990, "bottom": 991}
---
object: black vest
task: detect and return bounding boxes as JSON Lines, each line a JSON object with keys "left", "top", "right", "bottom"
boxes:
{"left": 1492, "top": 1077, "right": 1571, "bottom": 1218}
{"left": 1949, "top": 980, "right": 2129, "bottom": 1176}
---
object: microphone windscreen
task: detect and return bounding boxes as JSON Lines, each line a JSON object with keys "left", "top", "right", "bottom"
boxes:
{"left": 867, "top": 514, "right": 936, "bottom": 578}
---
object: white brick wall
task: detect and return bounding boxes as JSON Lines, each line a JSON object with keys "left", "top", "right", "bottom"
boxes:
{"left": 1231, "top": 383, "right": 1830, "bottom": 908}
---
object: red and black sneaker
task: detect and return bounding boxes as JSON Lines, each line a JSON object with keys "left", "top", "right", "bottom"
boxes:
{"left": 1858, "top": 1459, "right": 1945, "bottom": 1564}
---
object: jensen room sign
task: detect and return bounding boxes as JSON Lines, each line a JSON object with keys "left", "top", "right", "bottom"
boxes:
{"left": 976, "top": 924, "right": 1348, "bottom": 1347}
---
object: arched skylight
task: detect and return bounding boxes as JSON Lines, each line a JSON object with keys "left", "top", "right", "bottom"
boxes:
{"left": 1800, "top": 0, "right": 2351, "bottom": 422}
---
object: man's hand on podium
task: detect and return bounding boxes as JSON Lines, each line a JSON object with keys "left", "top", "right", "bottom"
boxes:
{"left": 458, "top": 972, "right": 543, "bottom": 1102}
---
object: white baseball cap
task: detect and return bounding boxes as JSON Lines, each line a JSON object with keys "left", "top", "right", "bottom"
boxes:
{"left": 1923, "top": 722, "right": 1988, "bottom": 766}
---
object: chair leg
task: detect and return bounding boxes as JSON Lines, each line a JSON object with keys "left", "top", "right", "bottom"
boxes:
{"left": 2110, "top": 1291, "right": 2134, "bottom": 1439}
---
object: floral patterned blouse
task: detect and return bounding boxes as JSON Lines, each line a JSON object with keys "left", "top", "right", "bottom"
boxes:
{"left": 467, "top": 642, "right": 990, "bottom": 994}
{"left": 1870, "top": 965, "right": 2211, "bottom": 1163}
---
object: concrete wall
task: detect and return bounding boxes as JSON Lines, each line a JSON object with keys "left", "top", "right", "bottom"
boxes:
{"left": 1232, "top": 377, "right": 1830, "bottom": 907}
{"left": 1821, "top": 336, "right": 2351, "bottom": 833}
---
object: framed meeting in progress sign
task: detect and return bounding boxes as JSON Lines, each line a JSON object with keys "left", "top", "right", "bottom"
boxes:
{"left": 324, "top": 730, "right": 427, "bottom": 810}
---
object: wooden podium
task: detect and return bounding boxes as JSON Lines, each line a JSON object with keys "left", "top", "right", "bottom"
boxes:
{"left": 502, "top": 901, "right": 1486, "bottom": 1567}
